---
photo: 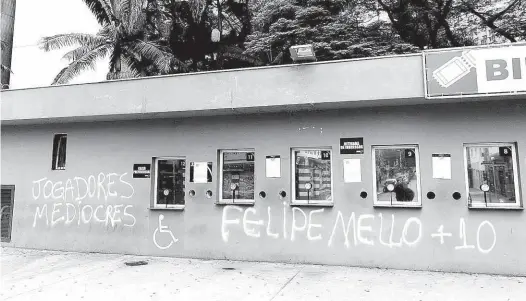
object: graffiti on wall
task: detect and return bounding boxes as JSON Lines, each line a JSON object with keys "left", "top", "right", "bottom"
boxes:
{"left": 221, "top": 203, "right": 497, "bottom": 254}
{"left": 32, "top": 172, "right": 136, "bottom": 228}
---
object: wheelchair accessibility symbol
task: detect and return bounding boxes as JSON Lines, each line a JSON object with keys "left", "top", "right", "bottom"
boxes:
{"left": 153, "top": 214, "right": 178, "bottom": 250}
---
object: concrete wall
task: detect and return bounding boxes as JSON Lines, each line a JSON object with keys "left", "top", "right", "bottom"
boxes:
{"left": 1, "top": 54, "right": 425, "bottom": 124}
{"left": 2, "top": 99, "right": 526, "bottom": 276}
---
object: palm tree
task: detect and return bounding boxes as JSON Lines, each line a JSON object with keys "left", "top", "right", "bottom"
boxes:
{"left": 40, "top": 0, "right": 187, "bottom": 85}
{"left": 1, "top": 41, "right": 11, "bottom": 74}
{"left": 161, "top": 0, "right": 262, "bottom": 72}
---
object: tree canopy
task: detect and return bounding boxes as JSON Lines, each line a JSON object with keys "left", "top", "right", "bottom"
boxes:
{"left": 40, "top": 0, "right": 526, "bottom": 84}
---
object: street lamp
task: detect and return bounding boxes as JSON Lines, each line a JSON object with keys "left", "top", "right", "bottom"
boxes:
{"left": 289, "top": 44, "right": 316, "bottom": 63}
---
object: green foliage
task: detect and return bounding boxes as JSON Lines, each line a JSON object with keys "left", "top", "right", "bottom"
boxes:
{"left": 41, "top": 0, "right": 526, "bottom": 82}
{"left": 459, "top": 0, "right": 526, "bottom": 42}
{"left": 156, "top": 0, "right": 260, "bottom": 72}
{"left": 245, "top": 0, "right": 418, "bottom": 65}
{"left": 374, "top": 0, "right": 475, "bottom": 49}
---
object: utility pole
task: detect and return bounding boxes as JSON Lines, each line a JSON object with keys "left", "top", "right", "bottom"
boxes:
{"left": 217, "top": 0, "right": 222, "bottom": 40}
{"left": 1, "top": 0, "right": 16, "bottom": 89}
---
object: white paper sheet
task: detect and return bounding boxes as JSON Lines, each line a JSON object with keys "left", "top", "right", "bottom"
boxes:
{"left": 432, "top": 154, "right": 451, "bottom": 179}
{"left": 266, "top": 156, "right": 281, "bottom": 178}
{"left": 193, "top": 162, "right": 208, "bottom": 183}
{"left": 344, "top": 159, "right": 361, "bottom": 183}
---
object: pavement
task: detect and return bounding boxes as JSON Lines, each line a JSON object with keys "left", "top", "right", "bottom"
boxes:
{"left": 1, "top": 247, "right": 525, "bottom": 301}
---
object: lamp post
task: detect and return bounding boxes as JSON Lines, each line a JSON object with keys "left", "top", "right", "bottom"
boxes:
{"left": 230, "top": 183, "right": 238, "bottom": 202}
{"left": 387, "top": 183, "right": 395, "bottom": 205}
{"left": 480, "top": 183, "right": 490, "bottom": 206}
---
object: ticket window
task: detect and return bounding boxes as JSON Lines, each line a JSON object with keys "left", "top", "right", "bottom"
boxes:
{"left": 464, "top": 143, "right": 521, "bottom": 208}
{"left": 291, "top": 149, "right": 333, "bottom": 205}
{"left": 372, "top": 145, "right": 421, "bottom": 207}
{"left": 153, "top": 157, "right": 186, "bottom": 209}
{"left": 219, "top": 150, "right": 255, "bottom": 204}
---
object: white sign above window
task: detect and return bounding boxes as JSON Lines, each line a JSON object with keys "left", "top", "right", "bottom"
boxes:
{"left": 424, "top": 43, "right": 526, "bottom": 98}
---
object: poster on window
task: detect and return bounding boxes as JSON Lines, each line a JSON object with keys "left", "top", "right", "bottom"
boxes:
{"left": 222, "top": 151, "right": 255, "bottom": 200}
{"left": 465, "top": 145, "right": 518, "bottom": 206}
{"left": 294, "top": 150, "right": 332, "bottom": 202}
{"left": 374, "top": 147, "right": 419, "bottom": 203}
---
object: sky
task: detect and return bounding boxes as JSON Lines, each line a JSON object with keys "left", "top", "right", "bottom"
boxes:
{"left": 10, "top": 0, "right": 109, "bottom": 89}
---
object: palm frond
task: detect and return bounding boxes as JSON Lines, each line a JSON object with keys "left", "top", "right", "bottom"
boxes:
{"left": 126, "top": 40, "right": 187, "bottom": 73}
{"left": 109, "top": 55, "right": 141, "bottom": 79}
{"left": 127, "top": 0, "right": 147, "bottom": 35}
{"left": 82, "top": 0, "right": 113, "bottom": 25}
{"left": 220, "top": 45, "right": 264, "bottom": 65}
{"left": 40, "top": 33, "right": 107, "bottom": 52}
{"left": 52, "top": 44, "right": 111, "bottom": 85}
{"left": 98, "top": 0, "right": 117, "bottom": 22}
{"left": 114, "top": 0, "right": 132, "bottom": 23}
{"left": 98, "top": 24, "right": 117, "bottom": 40}
{"left": 62, "top": 43, "right": 110, "bottom": 61}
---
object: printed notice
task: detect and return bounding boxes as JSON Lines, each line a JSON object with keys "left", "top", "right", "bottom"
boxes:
{"left": 266, "top": 156, "right": 281, "bottom": 178}
{"left": 432, "top": 154, "right": 451, "bottom": 179}
{"left": 344, "top": 159, "right": 361, "bottom": 183}
{"left": 190, "top": 162, "right": 212, "bottom": 183}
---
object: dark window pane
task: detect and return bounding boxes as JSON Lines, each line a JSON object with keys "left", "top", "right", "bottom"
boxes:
{"left": 52, "top": 134, "right": 67, "bottom": 170}
{"left": 294, "top": 150, "right": 332, "bottom": 202}
{"left": 156, "top": 159, "right": 185, "bottom": 206}
{"left": 57, "top": 136, "right": 67, "bottom": 169}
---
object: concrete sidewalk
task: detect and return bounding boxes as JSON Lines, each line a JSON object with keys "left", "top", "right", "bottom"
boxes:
{"left": 1, "top": 247, "right": 524, "bottom": 301}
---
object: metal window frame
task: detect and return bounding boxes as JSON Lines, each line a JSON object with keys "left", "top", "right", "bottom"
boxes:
{"left": 1, "top": 185, "right": 15, "bottom": 243}
{"left": 371, "top": 145, "right": 422, "bottom": 208}
{"left": 217, "top": 149, "right": 256, "bottom": 205}
{"left": 290, "top": 147, "right": 334, "bottom": 206}
{"left": 152, "top": 156, "right": 186, "bottom": 210}
{"left": 463, "top": 142, "right": 522, "bottom": 209}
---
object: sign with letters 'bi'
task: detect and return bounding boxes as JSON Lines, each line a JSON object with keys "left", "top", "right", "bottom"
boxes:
{"left": 424, "top": 44, "right": 526, "bottom": 98}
